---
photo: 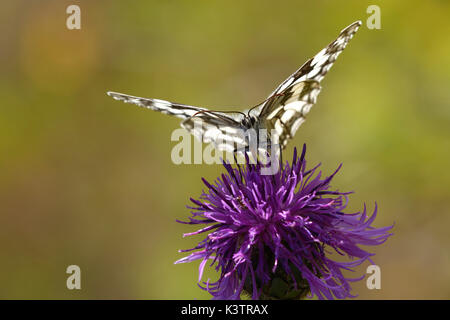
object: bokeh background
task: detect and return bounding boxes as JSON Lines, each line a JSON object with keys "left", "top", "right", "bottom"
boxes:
{"left": 1, "top": 0, "right": 449, "bottom": 299}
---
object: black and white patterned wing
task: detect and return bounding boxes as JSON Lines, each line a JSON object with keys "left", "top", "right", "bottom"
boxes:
{"left": 107, "top": 91, "right": 247, "bottom": 153}
{"left": 108, "top": 91, "right": 207, "bottom": 119}
{"left": 255, "top": 21, "right": 362, "bottom": 148}
{"left": 181, "top": 113, "right": 248, "bottom": 153}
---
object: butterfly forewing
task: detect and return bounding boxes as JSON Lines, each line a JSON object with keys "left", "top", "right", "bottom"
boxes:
{"left": 107, "top": 91, "right": 206, "bottom": 119}
{"left": 107, "top": 91, "right": 248, "bottom": 152}
{"left": 257, "top": 21, "right": 362, "bottom": 148}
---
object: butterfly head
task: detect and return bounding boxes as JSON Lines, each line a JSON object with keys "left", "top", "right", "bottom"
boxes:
{"left": 241, "top": 115, "right": 258, "bottom": 129}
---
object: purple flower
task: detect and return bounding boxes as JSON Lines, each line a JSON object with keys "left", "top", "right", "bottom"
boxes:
{"left": 175, "top": 145, "right": 393, "bottom": 300}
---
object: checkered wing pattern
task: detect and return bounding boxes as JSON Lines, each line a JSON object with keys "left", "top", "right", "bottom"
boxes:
{"left": 107, "top": 21, "right": 362, "bottom": 153}
{"left": 256, "top": 21, "right": 362, "bottom": 148}
{"left": 107, "top": 91, "right": 247, "bottom": 152}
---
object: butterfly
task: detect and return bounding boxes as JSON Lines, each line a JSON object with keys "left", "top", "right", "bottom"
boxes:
{"left": 108, "top": 21, "right": 361, "bottom": 157}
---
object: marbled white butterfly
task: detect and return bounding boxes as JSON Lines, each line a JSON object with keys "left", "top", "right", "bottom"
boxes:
{"left": 108, "top": 21, "right": 361, "bottom": 156}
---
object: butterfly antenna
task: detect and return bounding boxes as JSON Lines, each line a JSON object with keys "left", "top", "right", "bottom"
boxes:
{"left": 246, "top": 92, "right": 286, "bottom": 115}
{"left": 191, "top": 109, "right": 246, "bottom": 118}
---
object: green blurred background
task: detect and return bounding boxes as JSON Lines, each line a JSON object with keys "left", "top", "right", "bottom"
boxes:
{"left": 1, "top": 0, "right": 449, "bottom": 299}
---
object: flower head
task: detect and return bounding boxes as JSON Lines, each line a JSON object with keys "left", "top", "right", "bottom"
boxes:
{"left": 175, "top": 145, "right": 393, "bottom": 299}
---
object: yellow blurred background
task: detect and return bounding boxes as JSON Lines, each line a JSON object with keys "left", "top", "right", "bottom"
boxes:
{"left": 1, "top": 0, "right": 449, "bottom": 299}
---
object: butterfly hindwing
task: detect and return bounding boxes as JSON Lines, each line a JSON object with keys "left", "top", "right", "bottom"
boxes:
{"left": 264, "top": 80, "right": 322, "bottom": 148}
{"left": 181, "top": 113, "right": 247, "bottom": 153}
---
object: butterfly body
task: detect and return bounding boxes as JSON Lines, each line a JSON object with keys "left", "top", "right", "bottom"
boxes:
{"left": 240, "top": 115, "right": 258, "bottom": 130}
{"left": 108, "top": 21, "right": 362, "bottom": 155}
